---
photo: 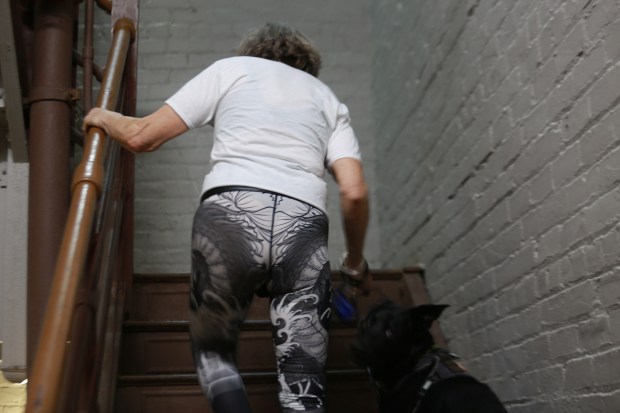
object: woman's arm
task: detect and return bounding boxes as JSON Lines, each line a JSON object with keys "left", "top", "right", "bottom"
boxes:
{"left": 331, "top": 157, "right": 369, "bottom": 270}
{"left": 83, "top": 104, "right": 189, "bottom": 153}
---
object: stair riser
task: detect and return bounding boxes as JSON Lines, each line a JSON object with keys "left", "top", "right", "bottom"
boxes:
{"left": 115, "top": 379, "right": 376, "bottom": 413}
{"left": 129, "top": 273, "right": 413, "bottom": 322}
{"left": 117, "top": 271, "right": 427, "bottom": 413}
{"left": 130, "top": 283, "right": 275, "bottom": 321}
{"left": 120, "top": 328, "right": 360, "bottom": 374}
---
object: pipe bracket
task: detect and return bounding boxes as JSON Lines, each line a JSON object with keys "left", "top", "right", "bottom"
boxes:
{"left": 30, "top": 87, "right": 81, "bottom": 104}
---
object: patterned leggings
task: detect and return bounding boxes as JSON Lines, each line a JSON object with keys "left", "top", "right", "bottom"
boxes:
{"left": 190, "top": 188, "right": 331, "bottom": 413}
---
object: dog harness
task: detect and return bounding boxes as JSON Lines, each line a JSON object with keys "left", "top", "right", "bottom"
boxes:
{"left": 409, "top": 348, "right": 469, "bottom": 413}
{"left": 370, "top": 347, "right": 469, "bottom": 413}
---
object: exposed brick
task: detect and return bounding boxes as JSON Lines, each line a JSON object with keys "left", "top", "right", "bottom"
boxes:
{"left": 599, "top": 269, "right": 620, "bottom": 308}
{"left": 560, "top": 212, "right": 588, "bottom": 252}
{"left": 537, "top": 364, "right": 565, "bottom": 394}
{"left": 608, "top": 307, "right": 620, "bottom": 342}
{"left": 554, "top": 395, "right": 607, "bottom": 412}
{"left": 583, "top": 187, "right": 620, "bottom": 236}
{"left": 539, "top": 224, "right": 563, "bottom": 263}
{"left": 585, "top": 2, "right": 616, "bottom": 41}
{"left": 561, "top": 94, "right": 592, "bottom": 143}
{"left": 540, "top": 282, "right": 597, "bottom": 325}
{"left": 564, "top": 356, "right": 594, "bottom": 391}
{"left": 536, "top": 261, "right": 562, "bottom": 297}
{"left": 529, "top": 164, "right": 554, "bottom": 204}
{"left": 481, "top": 221, "right": 524, "bottom": 268}
{"left": 522, "top": 334, "right": 551, "bottom": 368}
{"left": 567, "top": 246, "right": 589, "bottom": 284}
{"left": 588, "top": 63, "right": 620, "bottom": 118}
{"left": 580, "top": 114, "right": 615, "bottom": 166}
{"left": 551, "top": 140, "right": 582, "bottom": 189}
{"left": 522, "top": 189, "right": 569, "bottom": 239}
{"left": 578, "top": 314, "right": 610, "bottom": 352}
{"left": 603, "top": 18, "right": 620, "bottom": 61}
{"left": 598, "top": 229, "right": 620, "bottom": 268}
{"left": 549, "top": 325, "right": 580, "bottom": 358}
{"left": 555, "top": 21, "right": 586, "bottom": 72}
{"left": 494, "top": 241, "right": 536, "bottom": 290}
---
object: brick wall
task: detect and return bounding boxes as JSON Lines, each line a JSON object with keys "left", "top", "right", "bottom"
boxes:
{"left": 372, "top": 0, "right": 620, "bottom": 410}
{"left": 94, "top": 0, "right": 379, "bottom": 273}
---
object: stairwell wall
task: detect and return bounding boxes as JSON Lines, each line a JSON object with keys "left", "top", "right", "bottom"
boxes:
{"left": 93, "top": 0, "right": 380, "bottom": 273}
{"left": 371, "top": 0, "right": 620, "bottom": 411}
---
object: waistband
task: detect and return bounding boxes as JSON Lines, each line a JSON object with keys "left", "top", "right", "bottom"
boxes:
{"left": 200, "top": 186, "right": 283, "bottom": 203}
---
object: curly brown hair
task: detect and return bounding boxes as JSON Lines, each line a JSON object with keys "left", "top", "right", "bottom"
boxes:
{"left": 237, "top": 22, "right": 322, "bottom": 77}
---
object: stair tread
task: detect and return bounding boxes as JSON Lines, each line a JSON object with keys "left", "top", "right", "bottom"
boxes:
{"left": 122, "top": 319, "right": 358, "bottom": 331}
{"left": 132, "top": 269, "right": 409, "bottom": 282}
{"left": 113, "top": 268, "right": 427, "bottom": 413}
{"left": 118, "top": 368, "right": 368, "bottom": 385}
{"left": 114, "top": 370, "right": 376, "bottom": 413}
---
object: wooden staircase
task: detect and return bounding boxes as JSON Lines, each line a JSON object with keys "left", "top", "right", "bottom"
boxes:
{"left": 113, "top": 269, "right": 437, "bottom": 413}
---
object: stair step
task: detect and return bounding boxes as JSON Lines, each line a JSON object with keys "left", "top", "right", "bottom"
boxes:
{"left": 115, "top": 370, "right": 376, "bottom": 413}
{"left": 122, "top": 318, "right": 359, "bottom": 332}
{"left": 120, "top": 320, "right": 361, "bottom": 375}
{"left": 118, "top": 368, "right": 367, "bottom": 385}
{"left": 128, "top": 270, "right": 414, "bottom": 322}
{"left": 113, "top": 269, "right": 428, "bottom": 412}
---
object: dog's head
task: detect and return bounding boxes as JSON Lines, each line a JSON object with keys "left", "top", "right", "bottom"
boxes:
{"left": 351, "top": 301, "right": 448, "bottom": 382}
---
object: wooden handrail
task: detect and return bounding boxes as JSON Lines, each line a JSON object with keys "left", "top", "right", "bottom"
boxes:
{"left": 25, "top": 18, "right": 135, "bottom": 413}
{"left": 96, "top": 0, "right": 112, "bottom": 13}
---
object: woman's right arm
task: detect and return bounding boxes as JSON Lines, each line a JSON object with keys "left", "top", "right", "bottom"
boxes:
{"left": 83, "top": 104, "right": 189, "bottom": 153}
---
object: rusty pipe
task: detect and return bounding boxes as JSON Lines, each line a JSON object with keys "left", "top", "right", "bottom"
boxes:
{"left": 73, "top": 50, "right": 104, "bottom": 82}
{"left": 25, "top": 19, "right": 134, "bottom": 413}
{"left": 27, "top": 0, "right": 76, "bottom": 369}
{"left": 82, "top": 0, "right": 94, "bottom": 111}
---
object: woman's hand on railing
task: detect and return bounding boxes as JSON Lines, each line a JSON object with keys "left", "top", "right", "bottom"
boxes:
{"left": 82, "top": 107, "right": 108, "bottom": 134}
{"left": 83, "top": 105, "right": 189, "bottom": 153}
{"left": 83, "top": 107, "right": 143, "bottom": 152}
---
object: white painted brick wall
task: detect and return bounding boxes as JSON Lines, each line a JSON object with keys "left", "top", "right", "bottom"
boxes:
{"left": 93, "top": 0, "right": 380, "bottom": 273}
{"left": 88, "top": 0, "right": 620, "bottom": 408}
{"left": 373, "top": 0, "right": 620, "bottom": 411}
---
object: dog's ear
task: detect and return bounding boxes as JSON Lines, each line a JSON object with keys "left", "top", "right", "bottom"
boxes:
{"left": 407, "top": 304, "right": 449, "bottom": 330}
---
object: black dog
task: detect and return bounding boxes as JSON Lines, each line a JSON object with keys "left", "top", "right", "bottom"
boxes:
{"left": 351, "top": 301, "right": 507, "bottom": 413}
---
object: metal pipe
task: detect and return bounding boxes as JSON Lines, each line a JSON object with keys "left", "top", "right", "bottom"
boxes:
{"left": 82, "top": 0, "right": 94, "bottom": 111}
{"left": 73, "top": 50, "right": 104, "bottom": 82}
{"left": 27, "top": 0, "right": 76, "bottom": 369}
{"left": 25, "top": 19, "right": 135, "bottom": 413}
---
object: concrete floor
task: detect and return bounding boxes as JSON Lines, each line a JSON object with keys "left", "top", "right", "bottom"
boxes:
{"left": 0, "top": 372, "right": 26, "bottom": 412}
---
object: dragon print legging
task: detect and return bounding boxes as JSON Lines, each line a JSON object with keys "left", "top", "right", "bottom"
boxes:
{"left": 190, "top": 188, "right": 332, "bottom": 413}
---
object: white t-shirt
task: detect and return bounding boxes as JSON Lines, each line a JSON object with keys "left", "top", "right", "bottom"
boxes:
{"left": 165, "top": 56, "right": 361, "bottom": 213}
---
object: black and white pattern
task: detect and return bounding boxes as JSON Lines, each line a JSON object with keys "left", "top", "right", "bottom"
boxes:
{"left": 190, "top": 189, "right": 331, "bottom": 413}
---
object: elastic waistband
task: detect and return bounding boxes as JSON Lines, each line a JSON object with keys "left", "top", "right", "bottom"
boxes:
{"left": 200, "top": 186, "right": 281, "bottom": 203}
